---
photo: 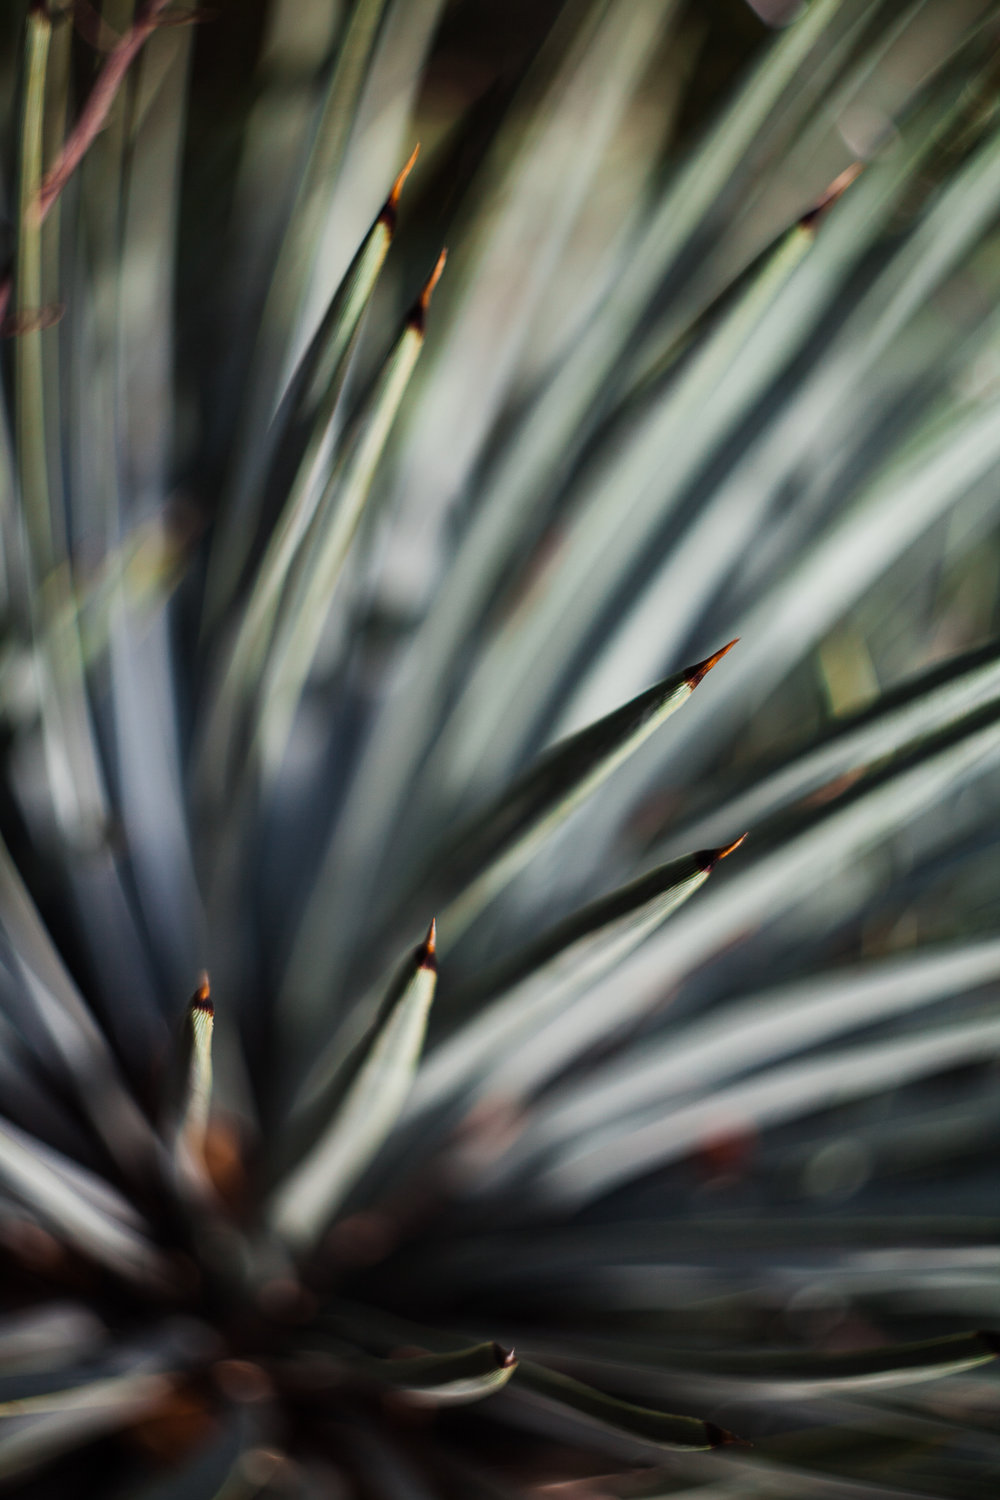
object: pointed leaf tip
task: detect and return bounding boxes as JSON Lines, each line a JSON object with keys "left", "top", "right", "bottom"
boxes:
{"left": 191, "top": 972, "right": 213, "bottom": 1015}
{"left": 800, "top": 160, "right": 864, "bottom": 232}
{"left": 696, "top": 832, "right": 748, "bottom": 871}
{"left": 686, "top": 638, "right": 738, "bottom": 688}
{"left": 708, "top": 1424, "right": 752, "bottom": 1448}
{"left": 390, "top": 142, "right": 420, "bottom": 205}
{"left": 420, "top": 918, "right": 437, "bottom": 969}
{"left": 493, "top": 1343, "right": 517, "bottom": 1369}
{"left": 420, "top": 249, "right": 447, "bottom": 310}
{"left": 408, "top": 250, "right": 447, "bottom": 331}
{"left": 380, "top": 142, "right": 420, "bottom": 229}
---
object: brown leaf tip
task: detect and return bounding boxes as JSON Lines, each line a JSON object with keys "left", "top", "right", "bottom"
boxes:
{"left": 379, "top": 142, "right": 420, "bottom": 231}
{"left": 696, "top": 832, "right": 748, "bottom": 872}
{"left": 800, "top": 161, "right": 864, "bottom": 232}
{"left": 408, "top": 249, "right": 447, "bottom": 331}
{"left": 707, "top": 1423, "right": 751, "bottom": 1448}
{"left": 420, "top": 248, "right": 448, "bottom": 308}
{"left": 686, "top": 638, "right": 738, "bottom": 688}
{"left": 191, "top": 972, "right": 213, "bottom": 1016}
{"left": 418, "top": 918, "right": 437, "bottom": 971}
{"left": 492, "top": 1342, "right": 517, "bottom": 1368}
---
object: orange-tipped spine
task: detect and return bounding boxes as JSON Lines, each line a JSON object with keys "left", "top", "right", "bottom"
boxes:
{"left": 409, "top": 249, "right": 447, "bottom": 333}
{"left": 686, "top": 638, "right": 738, "bottom": 688}
{"left": 378, "top": 142, "right": 420, "bottom": 233}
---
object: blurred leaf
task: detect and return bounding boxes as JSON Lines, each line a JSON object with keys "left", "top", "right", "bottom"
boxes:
{"left": 269, "top": 927, "right": 437, "bottom": 1246}
{"left": 513, "top": 1359, "right": 742, "bottom": 1450}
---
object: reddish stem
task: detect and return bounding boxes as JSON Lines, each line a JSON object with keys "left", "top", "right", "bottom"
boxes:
{"left": 35, "top": 0, "right": 175, "bottom": 225}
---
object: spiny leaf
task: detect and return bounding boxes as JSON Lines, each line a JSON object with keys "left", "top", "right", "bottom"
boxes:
{"left": 538, "top": 1013, "right": 1000, "bottom": 1208}
{"left": 177, "top": 973, "right": 214, "bottom": 1172}
{"left": 209, "top": 145, "right": 418, "bottom": 644}
{"left": 471, "top": 835, "right": 747, "bottom": 1007}
{"left": 478, "top": 694, "right": 1000, "bottom": 1116}
{"left": 357, "top": 0, "right": 850, "bottom": 818}
{"left": 547, "top": 1329, "right": 1000, "bottom": 1390}
{"left": 0, "top": 1371, "right": 174, "bottom": 1482}
{"left": 205, "top": 0, "right": 393, "bottom": 612}
{"left": 665, "top": 633, "right": 1000, "bottom": 856}
{"left": 268, "top": 922, "right": 438, "bottom": 1247}
{"left": 271, "top": 0, "right": 858, "bottom": 1032}
{"left": 420, "top": 642, "right": 737, "bottom": 947}
{"left": 0, "top": 1116, "right": 169, "bottom": 1285}
{"left": 571, "top": 117, "right": 1000, "bottom": 748}
{"left": 812, "top": 1329, "right": 1000, "bottom": 1384}
{"left": 252, "top": 251, "right": 447, "bottom": 780}
{"left": 350, "top": 1340, "right": 517, "bottom": 1405}
{"left": 406, "top": 837, "right": 746, "bottom": 1124}
{"left": 532, "top": 935, "right": 1000, "bottom": 1162}
{"left": 513, "top": 1359, "right": 744, "bottom": 1451}
{"left": 437, "top": 201, "right": 819, "bottom": 802}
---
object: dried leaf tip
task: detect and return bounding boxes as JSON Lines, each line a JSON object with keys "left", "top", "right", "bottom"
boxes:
{"left": 418, "top": 918, "right": 437, "bottom": 971}
{"left": 492, "top": 1342, "right": 517, "bottom": 1368}
{"left": 190, "top": 971, "right": 213, "bottom": 1016}
{"left": 379, "top": 143, "right": 420, "bottom": 230}
{"left": 409, "top": 249, "right": 447, "bottom": 332}
{"left": 800, "top": 161, "right": 864, "bottom": 233}
{"left": 707, "top": 1423, "right": 752, "bottom": 1449}
{"left": 696, "top": 832, "right": 748, "bottom": 872}
{"left": 180, "top": 972, "right": 215, "bottom": 1171}
{"left": 686, "top": 638, "right": 738, "bottom": 688}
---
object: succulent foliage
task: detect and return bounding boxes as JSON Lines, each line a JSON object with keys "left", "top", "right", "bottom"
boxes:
{"left": 0, "top": 0, "right": 1000, "bottom": 1494}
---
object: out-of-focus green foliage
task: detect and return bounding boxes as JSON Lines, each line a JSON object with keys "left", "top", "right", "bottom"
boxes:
{"left": 0, "top": 1, "right": 999, "bottom": 1495}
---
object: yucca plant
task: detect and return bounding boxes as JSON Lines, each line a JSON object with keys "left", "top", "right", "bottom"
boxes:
{"left": 2, "top": 0, "right": 1000, "bottom": 1493}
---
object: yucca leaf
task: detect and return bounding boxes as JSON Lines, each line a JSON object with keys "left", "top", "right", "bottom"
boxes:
{"left": 537, "top": 1330, "right": 1000, "bottom": 1391}
{"left": 252, "top": 251, "right": 446, "bottom": 780}
{"left": 406, "top": 643, "right": 736, "bottom": 950}
{"left": 560, "top": 112, "right": 1000, "bottom": 732}
{"left": 665, "top": 635, "right": 1000, "bottom": 855}
{"left": 438, "top": 209, "right": 823, "bottom": 800}
{"left": 381, "top": 0, "right": 679, "bottom": 623}
{"left": 0, "top": 1116, "right": 168, "bottom": 1284}
{"left": 274, "top": 0, "right": 857, "bottom": 1023}
{"left": 176, "top": 974, "right": 214, "bottom": 1174}
{"left": 528, "top": 936, "right": 1000, "bottom": 1161}
{"left": 207, "top": 145, "right": 416, "bottom": 647}
{"left": 0, "top": 832, "right": 158, "bottom": 1173}
{"left": 637, "top": 371, "right": 1000, "bottom": 804}
{"left": 537, "top": 1012, "right": 1000, "bottom": 1208}
{"left": 512, "top": 1359, "right": 743, "bottom": 1451}
{"left": 0, "top": 1371, "right": 174, "bottom": 1483}
{"left": 5, "top": 3, "right": 1000, "bottom": 1494}
{"left": 346, "top": 1340, "right": 517, "bottom": 1405}
{"left": 269, "top": 922, "right": 437, "bottom": 1246}
{"left": 473, "top": 835, "right": 746, "bottom": 1009}
{"left": 479, "top": 696, "right": 1000, "bottom": 1115}
{"left": 196, "top": 159, "right": 417, "bottom": 822}
{"left": 207, "top": 0, "right": 392, "bottom": 609}
{"left": 0, "top": 1307, "right": 104, "bottom": 1379}
{"left": 405, "top": 838, "right": 745, "bottom": 1124}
